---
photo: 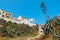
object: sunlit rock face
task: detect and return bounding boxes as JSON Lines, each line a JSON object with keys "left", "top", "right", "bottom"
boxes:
{"left": 17, "top": 16, "right": 23, "bottom": 21}
{"left": 55, "top": 15, "right": 60, "bottom": 25}
{"left": 0, "top": 9, "right": 12, "bottom": 19}
{"left": 0, "top": 9, "right": 37, "bottom": 26}
{"left": 39, "top": 25, "right": 44, "bottom": 32}
{"left": 12, "top": 18, "right": 36, "bottom": 26}
{"left": 57, "top": 15, "right": 60, "bottom": 20}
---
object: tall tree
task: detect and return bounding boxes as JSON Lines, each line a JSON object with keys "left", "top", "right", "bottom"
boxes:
{"left": 40, "top": 1, "right": 50, "bottom": 20}
{"left": 40, "top": 2, "right": 47, "bottom": 14}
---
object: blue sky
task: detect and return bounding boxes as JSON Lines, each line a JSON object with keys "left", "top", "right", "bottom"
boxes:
{"left": 0, "top": 0, "right": 60, "bottom": 24}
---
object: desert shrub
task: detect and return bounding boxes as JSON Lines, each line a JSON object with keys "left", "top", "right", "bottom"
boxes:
{"left": 8, "top": 30, "right": 15, "bottom": 37}
{"left": 0, "top": 19, "right": 39, "bottom": 37}
{"left": 1, "top": 27, "right": 8, "bottom": 36}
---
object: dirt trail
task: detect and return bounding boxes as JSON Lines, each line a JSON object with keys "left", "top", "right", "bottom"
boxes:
{"left": 28, "top": 32, "right": 45, "bottom": 40}
{"left": 9, "top": 32, "right": 45, "bottom": 40}
{"left": 0, "top": 32, "right": 53, "bottom": 40}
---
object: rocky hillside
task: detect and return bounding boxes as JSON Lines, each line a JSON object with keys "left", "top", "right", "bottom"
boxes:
{"left": 0, "top": 18, "right": 39, "bottom": 38}
{"left": 42, "top": 15, "right": 60, "bottom": 40}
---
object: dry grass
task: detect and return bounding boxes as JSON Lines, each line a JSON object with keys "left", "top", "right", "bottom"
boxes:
{"left": 41, "top": 34, "right": 53, "bottom": 40}
{"left": 0, "top": 37, "right": 10, "bottom": 40}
